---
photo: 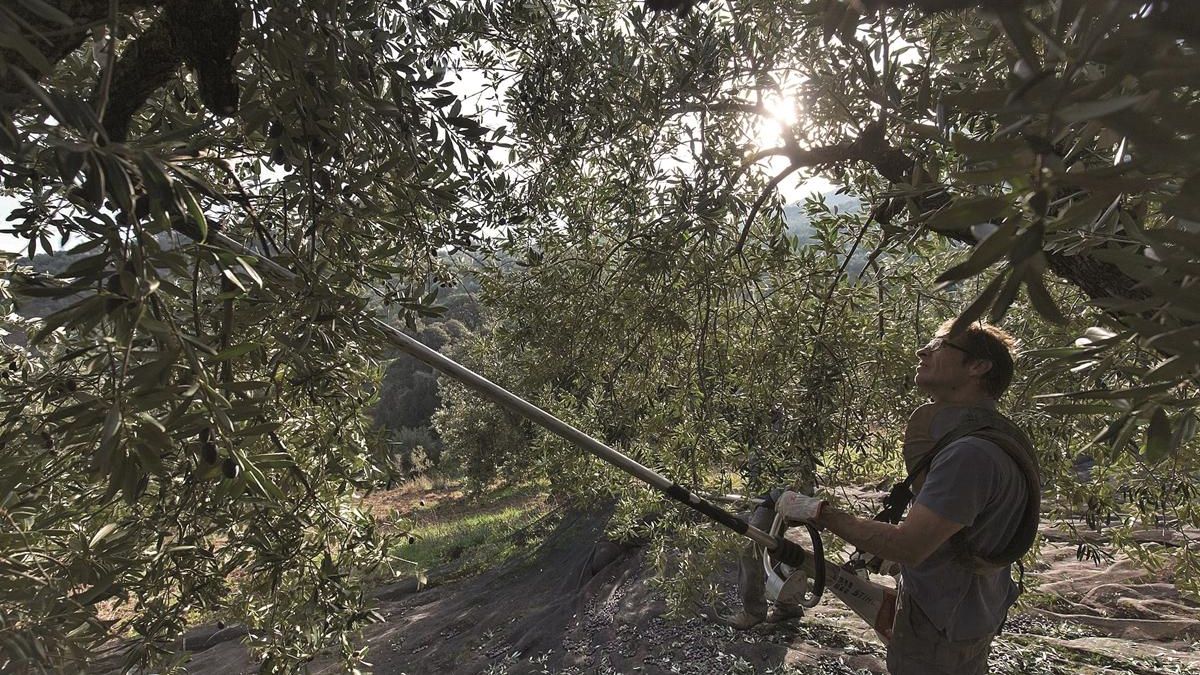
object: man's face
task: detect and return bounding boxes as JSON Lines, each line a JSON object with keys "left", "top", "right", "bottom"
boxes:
{"left": 914, "top": 335, "right": 982, "bottom": 397}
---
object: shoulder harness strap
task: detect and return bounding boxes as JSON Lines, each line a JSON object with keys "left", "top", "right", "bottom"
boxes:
{"left": 875, "top": 409, "right": 1041, "bottom": 574}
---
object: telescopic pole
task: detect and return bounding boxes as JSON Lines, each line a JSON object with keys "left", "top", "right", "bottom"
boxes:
{"left": 206, "top": 232, "right": 812, "bottom": 568}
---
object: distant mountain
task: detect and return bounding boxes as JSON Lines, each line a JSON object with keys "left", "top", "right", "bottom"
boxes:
{"left": 5, "top": 232, "right": 195, "bottom": 325}
{"left": 6, "top": 247, "right": 97, "bottom": 331}
{"left": 782, "top": 191, "right": 870, "bottom": 278}
{"left": 783, "top": 190, "right": 862, "bottom": 243}
{"left": 813, "top": 190, "right": 863, "bottom": 214}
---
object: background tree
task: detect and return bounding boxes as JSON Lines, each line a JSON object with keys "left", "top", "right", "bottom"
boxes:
{"left": 374, "top": 286, "right": 479, "bottom": 477}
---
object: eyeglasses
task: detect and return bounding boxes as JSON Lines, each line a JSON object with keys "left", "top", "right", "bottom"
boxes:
{"left": 920, "top": 336, "right": 980, "bottom": 359}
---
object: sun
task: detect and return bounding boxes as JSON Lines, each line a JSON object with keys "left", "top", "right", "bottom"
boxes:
{"left": 756, "top": 93, "right": 800, "bottom": 149}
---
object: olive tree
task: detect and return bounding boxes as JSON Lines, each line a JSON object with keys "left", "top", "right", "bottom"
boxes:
{"left": 444, "top": 0, "right": 1200, "bottom": 597}
{"left": 1, "top": 0, "right": 498, "bottom": 671}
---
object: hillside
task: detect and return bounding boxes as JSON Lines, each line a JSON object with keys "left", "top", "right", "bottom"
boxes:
{"left": 106, "top": 483, "right": 1200, "bottom": 675}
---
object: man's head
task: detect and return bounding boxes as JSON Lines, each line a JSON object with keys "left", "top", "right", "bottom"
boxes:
{"left": 914, "top": 320, "right": 1017, "bottom": 403}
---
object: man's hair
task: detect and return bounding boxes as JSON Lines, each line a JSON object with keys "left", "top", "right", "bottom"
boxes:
{"left": 937, "top": 320, "right": 1018, "bottom": 399}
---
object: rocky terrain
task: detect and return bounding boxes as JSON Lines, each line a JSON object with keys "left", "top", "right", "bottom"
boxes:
{"left": 111, "top": 490, "right": 1200, "bottom": 675}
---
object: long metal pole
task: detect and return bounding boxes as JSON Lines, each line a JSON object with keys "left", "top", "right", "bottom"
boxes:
{"left": 207, "top": 234, "right": 806, "bottom": 560}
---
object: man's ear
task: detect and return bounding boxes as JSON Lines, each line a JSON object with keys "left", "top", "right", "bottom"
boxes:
{"left": 967, "top": 358, "right": 994, "bottom": 379}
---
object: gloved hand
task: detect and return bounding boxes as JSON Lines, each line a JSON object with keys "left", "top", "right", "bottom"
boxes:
{"left": 775, "top": 490, "right": 825, "bottom": 524}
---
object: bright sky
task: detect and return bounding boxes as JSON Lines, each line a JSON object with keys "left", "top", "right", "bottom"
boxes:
{"left": 0, "top": 168, "right": 832, "bottom": 258}
{"left": 0, "top": 64, "right": 834, "bottom": 257}
{"left": 0, "top": 195, "right": 27, "bottom": 254}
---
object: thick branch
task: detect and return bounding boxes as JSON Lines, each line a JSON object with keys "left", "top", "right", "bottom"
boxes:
{"left": 165, "top": 0, "right": 240, "bottom": 117}
{"left": 2, "top": 0, "right": 238, "bottom": 140}
{"left": 787, "top": 123, "right": 1149, "bottom": 307}
{"left": 0, "top": 1, "right": 163, "bottom": 107}
{"left": 101, "top": 15, "right": 180, "bottom": 141}
{"left": 100, "top": 0, "right": 240, "bottom": 141}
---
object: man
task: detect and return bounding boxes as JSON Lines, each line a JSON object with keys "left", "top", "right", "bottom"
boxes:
{"left": 774, "top": 321, "right": 1037, "bottom": 674}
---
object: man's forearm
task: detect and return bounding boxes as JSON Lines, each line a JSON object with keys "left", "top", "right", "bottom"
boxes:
{"left": 815, "top": 505, "right": 926, "bottom": 567}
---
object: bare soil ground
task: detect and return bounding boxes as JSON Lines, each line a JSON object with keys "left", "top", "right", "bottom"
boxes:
{"left": 126, "top": 484, "right": 1200, "bottom": 674}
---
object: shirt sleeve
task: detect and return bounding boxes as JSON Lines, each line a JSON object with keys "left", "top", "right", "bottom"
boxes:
{"left": 913, "top": 438, "right": 1001, "bottom": 527}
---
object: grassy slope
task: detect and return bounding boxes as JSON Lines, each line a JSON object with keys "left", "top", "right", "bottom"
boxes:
{"left": 359, "top": 476, "right": 555, "bottom": 586}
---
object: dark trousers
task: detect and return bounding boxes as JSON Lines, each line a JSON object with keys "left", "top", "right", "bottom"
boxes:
{"left": 887, "top": 589, "right": 994, "bottom": 674}
{"left": 736, "top": 491, "right": 802, "bottom": 619}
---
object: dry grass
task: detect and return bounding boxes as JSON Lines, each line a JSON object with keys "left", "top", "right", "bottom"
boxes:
{"left": 359, "top": 477, "right": 553, "bottom": 582}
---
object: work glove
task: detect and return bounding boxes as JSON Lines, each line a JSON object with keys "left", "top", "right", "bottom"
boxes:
{"left": 775, "top": 490, "right": 825, "bottom": 524}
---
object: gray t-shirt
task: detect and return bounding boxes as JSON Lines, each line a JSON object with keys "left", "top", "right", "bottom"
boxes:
{"left": 900, "top": 436, "right": 1027, "bottom": 641}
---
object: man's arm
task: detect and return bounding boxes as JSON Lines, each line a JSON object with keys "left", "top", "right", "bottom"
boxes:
{"left": 777, "top": 441, "right": 998, "bottom": 566}
{"left": 815, "top": 502, "right": 964, "bottom": 567}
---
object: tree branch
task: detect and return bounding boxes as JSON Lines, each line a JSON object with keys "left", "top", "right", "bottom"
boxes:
{"left": 733, "top": 163, "right": 801, "bottom": 255}
{"left": 2, "top": 0, "right": 239, "bottom": 140}
{"left": 742, "top": 120, "right": 1150, "bottom": 307}
{"left": 0, "top": 1, "right": 164, "bottom": 107}
{"left": 99, "top": 13, "right": 180, "bottom": 141}
{"left": 845, "top": 124, "right": 1151, "bottom": 305}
